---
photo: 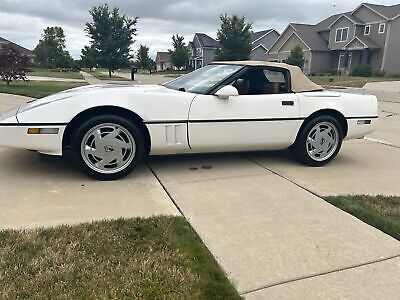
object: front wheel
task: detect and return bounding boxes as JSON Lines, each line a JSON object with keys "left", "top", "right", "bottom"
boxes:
{"left": 71, "top": 115, "right": 145, "bottom": 180}
{"left": 290, "top": 116, "right": 343, "bottom": 167}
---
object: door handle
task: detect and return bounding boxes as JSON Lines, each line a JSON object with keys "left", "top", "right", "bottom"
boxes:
{"left": 282, "top": 100, "right": 294, "bottom": 106}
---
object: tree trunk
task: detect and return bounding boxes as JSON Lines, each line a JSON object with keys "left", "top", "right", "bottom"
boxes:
{"left": 109, "top": 69, "right": 112, "bottom": 78}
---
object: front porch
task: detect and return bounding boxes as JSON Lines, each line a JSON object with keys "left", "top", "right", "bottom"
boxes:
{"left": 189, "top": 59, "right": 203, "bottom": 70}
{"left": 335, "top": 36, "right": 381, "bottom": 75}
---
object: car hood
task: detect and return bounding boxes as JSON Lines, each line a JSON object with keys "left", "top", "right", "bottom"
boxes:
{"left": 18, "top": 84, "right": 179, "bottom": 113}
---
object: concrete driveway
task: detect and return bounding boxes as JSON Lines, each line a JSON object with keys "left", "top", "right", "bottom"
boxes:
{"left": 1, "top": 87, "right": 400, "bottom": 298}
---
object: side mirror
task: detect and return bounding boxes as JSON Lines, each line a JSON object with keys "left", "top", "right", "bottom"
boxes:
{"left": 215, "top": 85, "right": 239, "bottom": 99}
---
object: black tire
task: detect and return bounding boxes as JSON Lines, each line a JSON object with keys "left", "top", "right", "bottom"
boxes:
{"left": 290, "top": 115, "right": 343, "bottom": 167}
{"left": 71, "top": 115, "right": 145, "bottom": 180}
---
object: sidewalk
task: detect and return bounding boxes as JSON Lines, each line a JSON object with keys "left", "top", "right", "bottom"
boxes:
{"left": 27, "top": 76, "right": 86, "bottom": 83}
{"left": 80, "top": 71, "right": 102, "bottom": 85}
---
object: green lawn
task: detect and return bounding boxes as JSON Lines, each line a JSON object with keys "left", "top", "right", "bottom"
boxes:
{"left": 326, "top": 195, "right": 400, "bottom": 241}
{"left": 27, "top": 68, "right": 83, "bottom": 80}
{"left": 0, "top": 216, "right": 240, "bottom": 299}
{"left": 0, "top": 81, "right": 87, "bottom": 98}
{"left": 309, "top": 75, "right": 399, "bottom": 88}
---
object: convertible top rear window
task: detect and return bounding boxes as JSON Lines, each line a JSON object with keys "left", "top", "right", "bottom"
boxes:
{"left": 163, "top": 64, "right": 242, "bottom": 94}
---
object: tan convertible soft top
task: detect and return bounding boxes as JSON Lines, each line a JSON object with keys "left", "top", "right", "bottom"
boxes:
{"left": 212, "top": 61, "right": 323, "bottom": 93}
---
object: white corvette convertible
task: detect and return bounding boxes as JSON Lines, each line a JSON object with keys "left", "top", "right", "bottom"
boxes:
{"left": 0, "top": 61, "right": 378, "bottom": 180}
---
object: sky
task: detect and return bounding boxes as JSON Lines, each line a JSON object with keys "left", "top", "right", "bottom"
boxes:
{"left": 0, "top": 0, "right": 399, "bottom": 59}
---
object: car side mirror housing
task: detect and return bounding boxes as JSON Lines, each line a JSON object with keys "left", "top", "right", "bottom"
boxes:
{"left": 215, "top": 85, "right": 239, "bottom": 99}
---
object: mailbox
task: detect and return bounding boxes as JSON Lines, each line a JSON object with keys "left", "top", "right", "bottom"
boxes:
{"left": 131, "top": 65, "right": 138, "bottom": 80}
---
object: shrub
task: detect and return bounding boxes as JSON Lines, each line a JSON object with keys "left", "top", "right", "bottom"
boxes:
{"left": 351, "top": 64, "right": 373, "bottom": 77}
{"left": 0, "top": 44, "right": 31, "bottom": 85}
{"left": 374, "top": 70, "right": 386, "bottom": 77}
{"left": 287, "top": 46, "right": 305, "bottom": 69}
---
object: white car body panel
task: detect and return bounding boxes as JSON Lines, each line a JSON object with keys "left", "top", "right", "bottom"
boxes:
{"left": 0, "top": 84, "right": 378, "bottom": 156}
{"left": 188, "top": 93, "right": 301, "bottom": 151}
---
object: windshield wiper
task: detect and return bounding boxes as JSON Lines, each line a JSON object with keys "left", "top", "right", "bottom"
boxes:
{"left": 178, "top": 87, "right": 185, "bottom": 92}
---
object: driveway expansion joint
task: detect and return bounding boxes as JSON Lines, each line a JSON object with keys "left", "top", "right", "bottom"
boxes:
{"left": 244, "top": 155, "right": 322, "bottom": 200}
{"left": 145, "top": 162, "right": 184, "bottom": 217}
{"left": 364, "top": 137, "right": 400, "bottom": 149}
{"left": 240, "top": 254, "right": 400, "bottom": 296}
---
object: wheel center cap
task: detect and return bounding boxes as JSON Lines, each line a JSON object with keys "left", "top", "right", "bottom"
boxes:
{"left": 104, "top": 145, "right": 114, "bottom": 152}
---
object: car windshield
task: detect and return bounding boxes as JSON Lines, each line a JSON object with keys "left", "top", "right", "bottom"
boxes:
{"left": 163, "top": 64, "right": 243, "bottom": 94}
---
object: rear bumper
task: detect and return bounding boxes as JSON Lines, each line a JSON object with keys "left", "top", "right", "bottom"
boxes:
{"left": 0, "top": 124, "right": 65, "bottom": 155}
{"left": 345, "top": 117, "right": 379, "bottom": 140}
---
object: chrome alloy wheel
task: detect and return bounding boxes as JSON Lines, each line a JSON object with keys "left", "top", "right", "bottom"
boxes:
{"left": 306, "top": 121, "right": 339, "bottom": 162}
{"left": 80, "top": 123, "right": 136, "bottom": 174}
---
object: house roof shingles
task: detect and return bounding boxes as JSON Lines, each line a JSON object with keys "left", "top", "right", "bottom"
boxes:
{"left": 251, "top": 29, "right": 273, "bottom": 43}
{"left": 347, "top": 35, "right": 381, "bottom": 49}
{"left": 0, "top": 36, "right": 33, "bottom": 56}
{"left": 195, "top": 33, "right": 217, "bottom": 48}
{"left": 156, "top": 52, "right": 170, "bottom": 62}
{"left": 362, "top": 3, "right": 400, "bottom": 19}
{"left": 290, "top": 23, "right": 329, "bottom": 51}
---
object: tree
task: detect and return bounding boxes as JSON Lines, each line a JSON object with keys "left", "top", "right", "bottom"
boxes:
{"left": 287, "top": 46, "right": 305, "bottom": 69}
{"left": 85, "top": 4, "right": 138, "bottom": 77}
{"left": 81, "top": 45, "right": 97, "bottom": 70}
{"left": 33, "top": 26, "right": 73, "bottom": 68}
{"left": 169, "top": 34, "right": 188, "bottom": 69}
{"left": 0, "top": 44, "right": 31, "bottom": 85}
{"left": 215, "top": 14, "right": 252, "bottom": 61}
{"left": 136, "top": 44, "right": 152, "bottom": 70}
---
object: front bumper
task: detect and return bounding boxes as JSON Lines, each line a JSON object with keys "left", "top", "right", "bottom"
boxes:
{"left": 0, "top": 123, "right": 65, "bottom": 155}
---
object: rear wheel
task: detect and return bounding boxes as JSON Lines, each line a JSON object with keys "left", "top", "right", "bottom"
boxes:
{"left": 290, "top": 115, "right": 343, "bottom": 167}
{"left": 71, "top": 115, "right": 145, "bottom": 180}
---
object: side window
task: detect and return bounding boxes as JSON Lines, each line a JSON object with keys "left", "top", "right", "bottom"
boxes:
{"left": 231, "top": 67, "right": 289, "bottom": 95}
{"left": 261, "top": 69, "right": 289, "bottom": 95}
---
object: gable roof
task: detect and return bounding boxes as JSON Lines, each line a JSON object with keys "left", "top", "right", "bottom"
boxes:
{"left": 343, "top": 35, "right": 381, "bottom": 50}
{"left": 353, "top": 3, "right": 400, "bottom": 19}
{"left": 0, "top": 36, "right": 33, "bottom": 56}
{"left": 327, "top": 13, "right": 363, "bottom": 28}
{"left": 251, "top": 29, "right": 273, "bottom": 43}
{"left": 251, "top": 44, "right": 268, "bottom": 52}
{"left": 194, "top": 33, "right": 217, "bottom": 48}
{"left": 290, "top": 23, "right": 328, "bottom": 51}
{"left": 156, "top": 52, "right": 170, "bottom": 62}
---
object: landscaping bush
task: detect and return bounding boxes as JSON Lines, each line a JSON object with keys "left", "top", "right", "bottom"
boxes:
{"left": 351, "top": 64, "right": 373, "bottom": 77}
{"left": 374, "top": 70, "right": 386, "bottom": 77}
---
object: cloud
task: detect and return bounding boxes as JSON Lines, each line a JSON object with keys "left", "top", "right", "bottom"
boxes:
{"left": 0, "top": 0, "right": 399, "bottom": 58}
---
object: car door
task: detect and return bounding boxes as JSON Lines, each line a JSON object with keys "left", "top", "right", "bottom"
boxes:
{"left": 188, "top": 67, "right": 302, "bottom": 152}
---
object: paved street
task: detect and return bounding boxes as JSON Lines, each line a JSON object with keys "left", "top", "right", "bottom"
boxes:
{"left": 1, "top": 81, "right": 400, "bottom": 298}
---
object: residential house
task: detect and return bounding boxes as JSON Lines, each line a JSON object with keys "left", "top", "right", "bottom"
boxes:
{"left": 268, "top": 3, "right": 400, "bottom": 75}
{"left": 155, "top": 52, "right": 172, "bottom": 71}
{"left": 0, "top": 36, "right": 34, "bottom": 63}
{"left": 188, "top": 33, "right": 218, "bottom": 69}
{"left": 250, "top": 29, "right": 280, "bottom": 61}
{"left": 188, "top": 30, "right": 280, "bottom": 69}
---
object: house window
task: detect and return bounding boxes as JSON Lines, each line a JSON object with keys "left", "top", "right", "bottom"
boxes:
{"left": 364, "top": 25, "right": 371, "bottom": 35}
{"left": 335, "top": 28, "right": 349, "bottom": 42}
{"left": 196, "top": 48, "right": 202, "bottom": 57}
{"left": 379, "top": 23, "right": 386, "bottom": 34}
